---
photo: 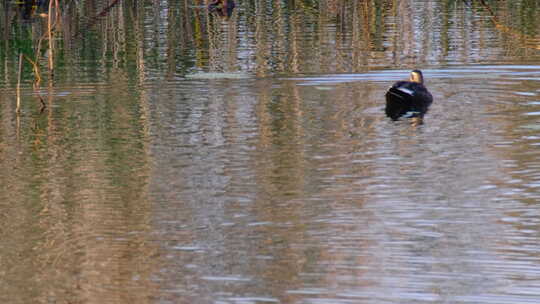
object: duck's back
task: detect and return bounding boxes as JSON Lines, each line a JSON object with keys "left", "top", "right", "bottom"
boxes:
{"left": 385, "top": 81, "right": 433, "bottom": 120}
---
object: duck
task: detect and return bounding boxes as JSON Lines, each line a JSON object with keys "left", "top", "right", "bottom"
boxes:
{"left": 208, "top": 0, "right": 236, "bottom": 18}
{"left": 385, "top": 70, "right": 433, "bottom": 123}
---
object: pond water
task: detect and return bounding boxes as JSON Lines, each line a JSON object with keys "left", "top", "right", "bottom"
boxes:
{"left": 1, "top": 1, "right": 540, "bottom": 304}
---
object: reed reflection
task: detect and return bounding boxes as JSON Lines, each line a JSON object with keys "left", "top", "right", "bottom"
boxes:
{"left": 0, "top": 1, "right": 539, "bottom": 304}
{"left": 0, "top": 73, "right": 157, "bottom": 303}
{"left": 0, "top": 0, "right": 538, "bottom": 81}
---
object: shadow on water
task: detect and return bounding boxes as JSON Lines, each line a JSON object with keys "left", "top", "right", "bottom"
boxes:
{"left": 0, "top": 1, "right": 539, "bottom": 304}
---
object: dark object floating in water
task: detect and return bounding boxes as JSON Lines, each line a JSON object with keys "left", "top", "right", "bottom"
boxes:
{"left": 208, "top": 0, "right": 236, "bottom": 18}
{"left": 385, "top": 70, "right": 433, "bottom": 123}
{"left": 16, "top": 0, "right": 48, "bottom": 21}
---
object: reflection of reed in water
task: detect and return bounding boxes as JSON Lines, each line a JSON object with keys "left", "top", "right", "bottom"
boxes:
{"left": 207, "top": 0, "right": 238, "bottom": 73}
{"left": 0, "top": 0, "right": 538, "bottom": 79}
{"left": 467, "top": 0, "right": 540, "bottom": 51}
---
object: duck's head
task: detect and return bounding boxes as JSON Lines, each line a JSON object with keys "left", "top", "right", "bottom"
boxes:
{"left": 409, "top": 70, "right": 424, "bottom": 84}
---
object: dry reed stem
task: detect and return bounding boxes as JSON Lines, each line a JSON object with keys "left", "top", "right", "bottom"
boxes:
{"left": 23, "top": 55, "right": 47, "bottom": 111}
{"left": 48, "top": 0, "right": 54, "bottom": 75}
{"left": 16, "top": 53, "right": 23, "bottom": 114}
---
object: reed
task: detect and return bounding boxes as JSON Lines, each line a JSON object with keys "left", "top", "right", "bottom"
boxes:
{"left": 16, "top": 53, "right": 23, "bottom": 114}
{"left": 48, "top": 0, "right": 55, "bottom": 76}
{"left": 23, "top": 55, "right": 46, "bottom": 112}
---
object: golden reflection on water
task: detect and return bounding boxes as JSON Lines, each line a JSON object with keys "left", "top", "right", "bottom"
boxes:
{"left": 0, "top": 78, "right": 159, "bottom": 303}
{"left": 0, "top": 1, "right": 539, "bottom": 304}
{"left": 1, "top": 70, "right": 540, "bottom": 303}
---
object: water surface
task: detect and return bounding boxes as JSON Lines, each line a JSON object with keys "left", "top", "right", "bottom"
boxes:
{"left": 0, "top": 1, "right": 540, "bottom": 304}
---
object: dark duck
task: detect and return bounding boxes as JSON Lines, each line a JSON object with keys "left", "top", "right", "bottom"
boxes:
{"left": 385, "top": 70, "right": 433, "bottom": 123}
{"left": 208, "top": 0, "right": 235, "bottom": 18}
